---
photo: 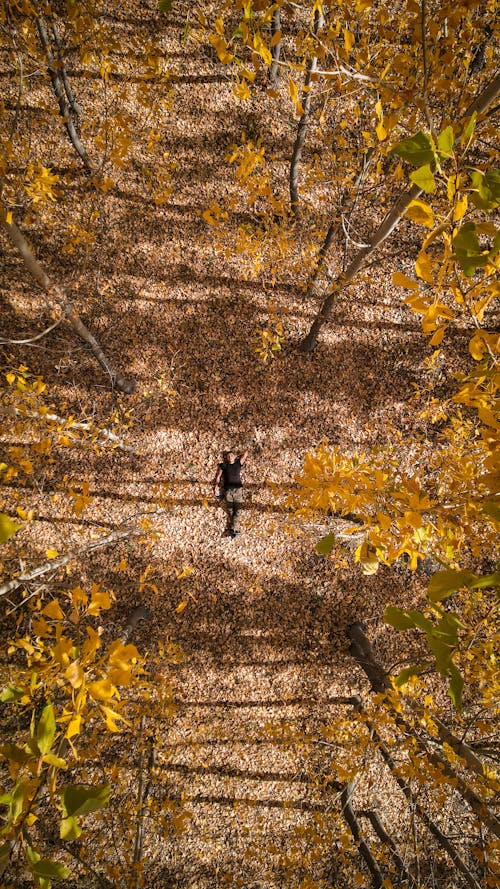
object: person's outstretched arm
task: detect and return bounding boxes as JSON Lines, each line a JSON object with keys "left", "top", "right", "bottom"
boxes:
{"left": 213, "top": 465, "right": 222, "bottom": 496}
{"left": 239, "top": 450, "right": 248, "bottom": 464}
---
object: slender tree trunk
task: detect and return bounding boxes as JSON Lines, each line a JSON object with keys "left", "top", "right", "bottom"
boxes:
{"left": 289, "top": 7, "right": 323, "bottom": 217}
{"left": 0, "top": 210, "right": 137, "bottom": 393}
{"left": 34, "top": 6, "right": 90, "bottom": 169}
{"left": 268, "top": 4, "right": 281, "bottom": 87}
{"left": 0, "top": 528, "right": 136, "bottom": 598}
{"left": 341, "top": 783, "right": 384, "bottom": 888}
{"left": 348, "top": 623, "right": 500, "bottom": 838}
{"left": 366, "top": 718, "right": 483, "bottom": 889}
{"left": 304, "top": 149, "right": 374, "bottom": 297}
{"left": 300, "top": 71, "right": 500, "bottom": 350}
{"left": 358, "top": 809, "right": 417, "bottom": 887}
{"left": 49, "top": 14, "right": 82, "bottom": 115}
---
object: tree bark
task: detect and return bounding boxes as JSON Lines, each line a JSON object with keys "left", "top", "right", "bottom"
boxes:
{"left": 0, "top": 210, "right": 137, "bottom": 393}
{"left": 366, "top": 718, "right": 483, "bottom": 889}
{"left": 0, "top": 528, "right": 136, "bottom": 599}
{"left": 49, "top": 15, "right": 82, "bottom": 116}
{"left": 268, "top": 4, "right": 281, "bottom": 87}
{"left": 300, "top": 71, "right": 500, "bottom": 350}
{"left": 289, "top": 7, "right": 323, "bottom": 218}
{"left": 340, "top": 783, "right": 384, "bottom": 888}
{"left": 34, "top": 8, "right": 90, "bottom": 169}
{"left": 348, "top": 623, "right": 500, "bottom": 838}
{"left": 358, "top": 808, "right": 417, "bottom": 887}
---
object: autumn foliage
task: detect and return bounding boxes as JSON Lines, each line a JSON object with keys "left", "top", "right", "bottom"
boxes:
{"left": 0, "top": 1, "right": 499, "bottom": 887}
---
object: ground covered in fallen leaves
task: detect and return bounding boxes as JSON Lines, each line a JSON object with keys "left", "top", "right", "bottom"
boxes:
{"left": 0, "top": 3, "right": 478, "bottom": 887}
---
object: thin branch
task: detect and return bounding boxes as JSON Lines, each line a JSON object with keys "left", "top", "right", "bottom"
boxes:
{"left": 0, "top": 318, "right": 62, "bottom": 344}
{"left": 358, "top": 808, "right": 417, "bottom": 887}
{"left": 0, "top": 527, "right": 137, "bottom": 598}
{"left": 340, "top": 782, "right": 385, "bottom": 888}
{"left": 290, "top": 6, "right": 324, "bottom": 217}
{"left": 0, "top": 208, "right": 137, "bottom": 393}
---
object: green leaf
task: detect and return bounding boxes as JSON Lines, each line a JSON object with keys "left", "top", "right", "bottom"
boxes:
{"left": 462, "top": 111, "right": 476, "bottom": 144}
{"left": 60, "top": 815, "right": 81, "bottom": 841}
{"left": 437, "top": 125, "right": 454, "bottom": 158}
{"left": 0, "top": 743, "right": 32, "bottom": 764}
{"left": 469, "top": 570, "right": 500, "bottom": 590}
{"left": 448, "top": 664, "right": 464, "bottom": 709}
{"left": 316, "top": 532, "right": 335, "bottom": 555}
{"left": 33, "top": 859, "right": 70, "bottom": 880}
{"left": 0, "top": 684, "right": 25, "bottom": 702}
{"left": 0, "top": 513, "right": 21, "bottom": 544}
{"left": 469, "top": 170, "right": 500, "bottom": 210}
{"left": 159, "top": 0, "right": 173, "bottom": 11}
{"left": 42, "top": 753, "right": 68, "bottom": 769}
{"left": 428, "top": 568, "right": 476, "bottom": 602}
{"left": 407, "top": 610, "right": 433, "bottom": 632}
{"left": 61, "top": 784, "right": 110, "bottom": 819}
{"left": 389, "top": 131, "right": 435, "bottom": 167}
{"left": 393, "top": 664, "right": 429, "bottom": 687}
{"left": 427, "top": 634, "right": 453, "bottom": 674}
{"left": 452, "top": 222, "right": 489, "bottom": 276}
{"left": 410, "top": 164, "right": 436, "bottom": 193}
{"left": 384, "top": 606, "right": 415, "bottom": 630}
{"left": 37, "top": 703, "right": 56, "bottom": 755}
{"left": 482, "top": 501, "right": 500, "bottom": 522}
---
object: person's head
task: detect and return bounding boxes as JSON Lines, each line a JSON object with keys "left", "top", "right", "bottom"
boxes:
{"left": 224, "top": 450, "right": 236, "bottom": 463}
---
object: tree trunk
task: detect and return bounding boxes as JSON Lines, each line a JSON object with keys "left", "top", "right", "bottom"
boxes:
{"left": 348, "top": 623, "right": 500, "bottom": 838}
{"left": 340, "top": 783, "right": 384, "bottom": 888}
{"left": 358, "top": 808, "right": 417, "bottom": 887}
{"left": 34, "top": 6, "right": 90, "bottom": 169}
{"left": 304, "top": 149, "right": 375, "bottom": 298}
{"left": 0, "top": 210, "right": 137, "bottom": 394}
{"left": 289, "top": 7, "right": 323, "bottom": 218}
{"left": 268, "top": 4, "right": 281, "bottom": 87}
{"left": 300, "top": 71, "right": 500, "bottom": 350}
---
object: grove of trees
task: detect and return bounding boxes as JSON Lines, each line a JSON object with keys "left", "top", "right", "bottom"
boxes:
{"left": 0, "top": 1, "right": 498, "bottom": 887}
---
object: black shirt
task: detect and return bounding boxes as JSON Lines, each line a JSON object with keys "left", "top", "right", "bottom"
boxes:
{"left": 220, "top": 458, "right": 242, "bottom": 489}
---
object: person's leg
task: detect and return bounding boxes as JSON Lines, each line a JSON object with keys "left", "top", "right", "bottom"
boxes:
{"left": 224, "top": 489, "right": 235, "bottom": 532}
{"left": 232, "top": 488, "right": 243, "bottom": 533}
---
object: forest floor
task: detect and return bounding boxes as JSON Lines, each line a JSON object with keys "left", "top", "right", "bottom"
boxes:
{"left": 0, "top": 3, "right": 472, "bottom": 887}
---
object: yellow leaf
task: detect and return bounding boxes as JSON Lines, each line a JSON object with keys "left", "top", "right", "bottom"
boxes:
{"left": 406, "top": 199, "right": 434, "bottom": 228}
{"left": 176, "top": 600, "right": 188, "bottom": 614}
{"left": 6, "top": 210, "right": 13, "bottom": 224}
{"left": 65, "top": 661, "right": 84, "bottom": 689}
{"left": 469, "top": 334, "right": 485, "bottom": 361}
{"left": 88, "top": 678, "right": 116, "bottom": 702}
{"left": 376, "top": 120, "right": 387, "bottom": 141}
{"left": 46, "top": 549, "right": 59, "bottom": 559}
{"left": 453, "top": 194, "right": 468, "bottom": 222}
{"left": 177, "top": 566, "right": 194, "bottom": 580}
{"left": 288, "top": 78, "right": 298, "bottom": 104}
{"left": 233, "top": 79, "right": 250, "bottom": 101}
{"left": 66, "top": 715, "right": 81, "bottom": 739}
{"left": 430, "top": 326, "right": 446, "bottom": 346}
{"left": 5, "top": 372, "right": 15, "bottom": 385}
{"left": 393, "top": 271, "right": 419, "bottom": 290}
{"left": 87, "top": 588, "right": 112, "bottom": 616}
{"left": 100, "top": 705, "right": 131, "bottom": 732}
{"left": 253, "top": 32, "right": 272, "bottom": 65}
{"left": 43, "top": 599, "right": 64, "bottom": 620}
{"left": 270, "top": 30, "right": 282, "bottom": 47}
{"left": 343, "top": 28, "right": 355, "bottom": 52}
{"left": 415, "top": 251, "right": 434, "bottom": 283}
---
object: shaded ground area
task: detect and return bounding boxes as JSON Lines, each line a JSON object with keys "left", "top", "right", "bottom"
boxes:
{"left": 0, "top": 2, "right": 468, "bottom": 886}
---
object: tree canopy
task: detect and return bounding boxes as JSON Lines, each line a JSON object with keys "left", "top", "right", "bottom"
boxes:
{"left": 0, "top": 1, "right": 498, "bottom": 887}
